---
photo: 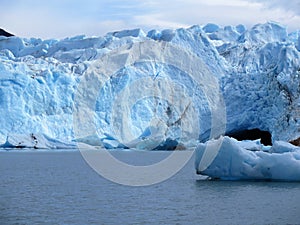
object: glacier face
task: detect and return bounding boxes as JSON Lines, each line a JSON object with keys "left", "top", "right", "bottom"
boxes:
{"left": 0, "top": 22, "right": 299, "bottom": 149}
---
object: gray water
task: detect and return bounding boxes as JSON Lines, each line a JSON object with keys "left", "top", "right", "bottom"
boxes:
{"left": 1, "top": 150, "right": 300, "bottom": 225}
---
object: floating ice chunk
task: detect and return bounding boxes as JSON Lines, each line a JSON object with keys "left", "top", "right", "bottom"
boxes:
{"left": 125, "top": 118, "right": 168, "bottom": 150}
{"left": 0, "top": 134, "right": 76, "bottom": 149}
{"left": 271, "top": 141, "right": 300, "bottom": 153}
{"left": 195, "top": 136, "right": 300, "bottom": 181}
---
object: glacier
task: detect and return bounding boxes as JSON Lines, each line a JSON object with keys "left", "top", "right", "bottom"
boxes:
{"left": 0, "top": 22, "right": 299, "bottom": 153}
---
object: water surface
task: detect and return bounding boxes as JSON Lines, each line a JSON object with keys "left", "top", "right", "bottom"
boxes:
{"left": 1, "top": 150, "right": 299, "bottom": 224}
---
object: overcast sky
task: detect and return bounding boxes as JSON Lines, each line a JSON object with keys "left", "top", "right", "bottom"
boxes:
{"left": 1, "top": 0, "right": 300, "bottom": 39}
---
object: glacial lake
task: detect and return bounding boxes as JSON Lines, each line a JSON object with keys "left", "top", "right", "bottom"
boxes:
{"left": 1, "top": 150, "right": 300, "bottom": 225}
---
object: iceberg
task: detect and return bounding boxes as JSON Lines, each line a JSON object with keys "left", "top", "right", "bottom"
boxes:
{"left": 195, "top": 136, "right": 300, "bottom": 181}
{"left": 0, "top": 22, "right": 299, "bottom": 151}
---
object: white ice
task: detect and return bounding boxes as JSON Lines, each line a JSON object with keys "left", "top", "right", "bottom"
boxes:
{"left": 195, "top": 136, "right": 300, "bottom": 181}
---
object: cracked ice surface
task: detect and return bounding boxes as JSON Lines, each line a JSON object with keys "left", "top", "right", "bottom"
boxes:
{"left": 0, "top": 22, "right": 299, "bottom": 150}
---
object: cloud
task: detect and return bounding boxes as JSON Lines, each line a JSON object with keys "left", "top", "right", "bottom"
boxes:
{"left": 131, "top": 0, "right": 300, "bottom": 32}
{"left": 126, "top": 0, "right": 262, "bottom": 30}
{"left": 0, "top": 0, "right": 299, "bottom": 38}
{"left": 132, "top": 14, "right": 189, "bottom": 30}
{"left": 246, "top": 0, "right": 300, "bottom": 16}
{"left": 0, "top": 0, "right": 154, "bottom": 38}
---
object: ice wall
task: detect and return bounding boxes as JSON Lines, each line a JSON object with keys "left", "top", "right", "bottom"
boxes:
{"left": 0, "top": 22, "right": 299, "bottom": 149}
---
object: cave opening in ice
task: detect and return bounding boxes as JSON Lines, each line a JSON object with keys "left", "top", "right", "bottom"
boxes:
{"left": 227, "top": 129, "right": 272, "bottom": 146}
{"left": 290, "top": 137, "right": 300, "bottom": 146}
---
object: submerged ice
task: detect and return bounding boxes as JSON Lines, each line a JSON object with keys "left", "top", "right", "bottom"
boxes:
{"left": 0, "top": 22, "right": 299, "bottom": 153}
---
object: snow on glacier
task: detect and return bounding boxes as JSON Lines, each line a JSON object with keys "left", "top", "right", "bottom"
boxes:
{"left": 0, "top": 22, "right": 299, "bottom": 153}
